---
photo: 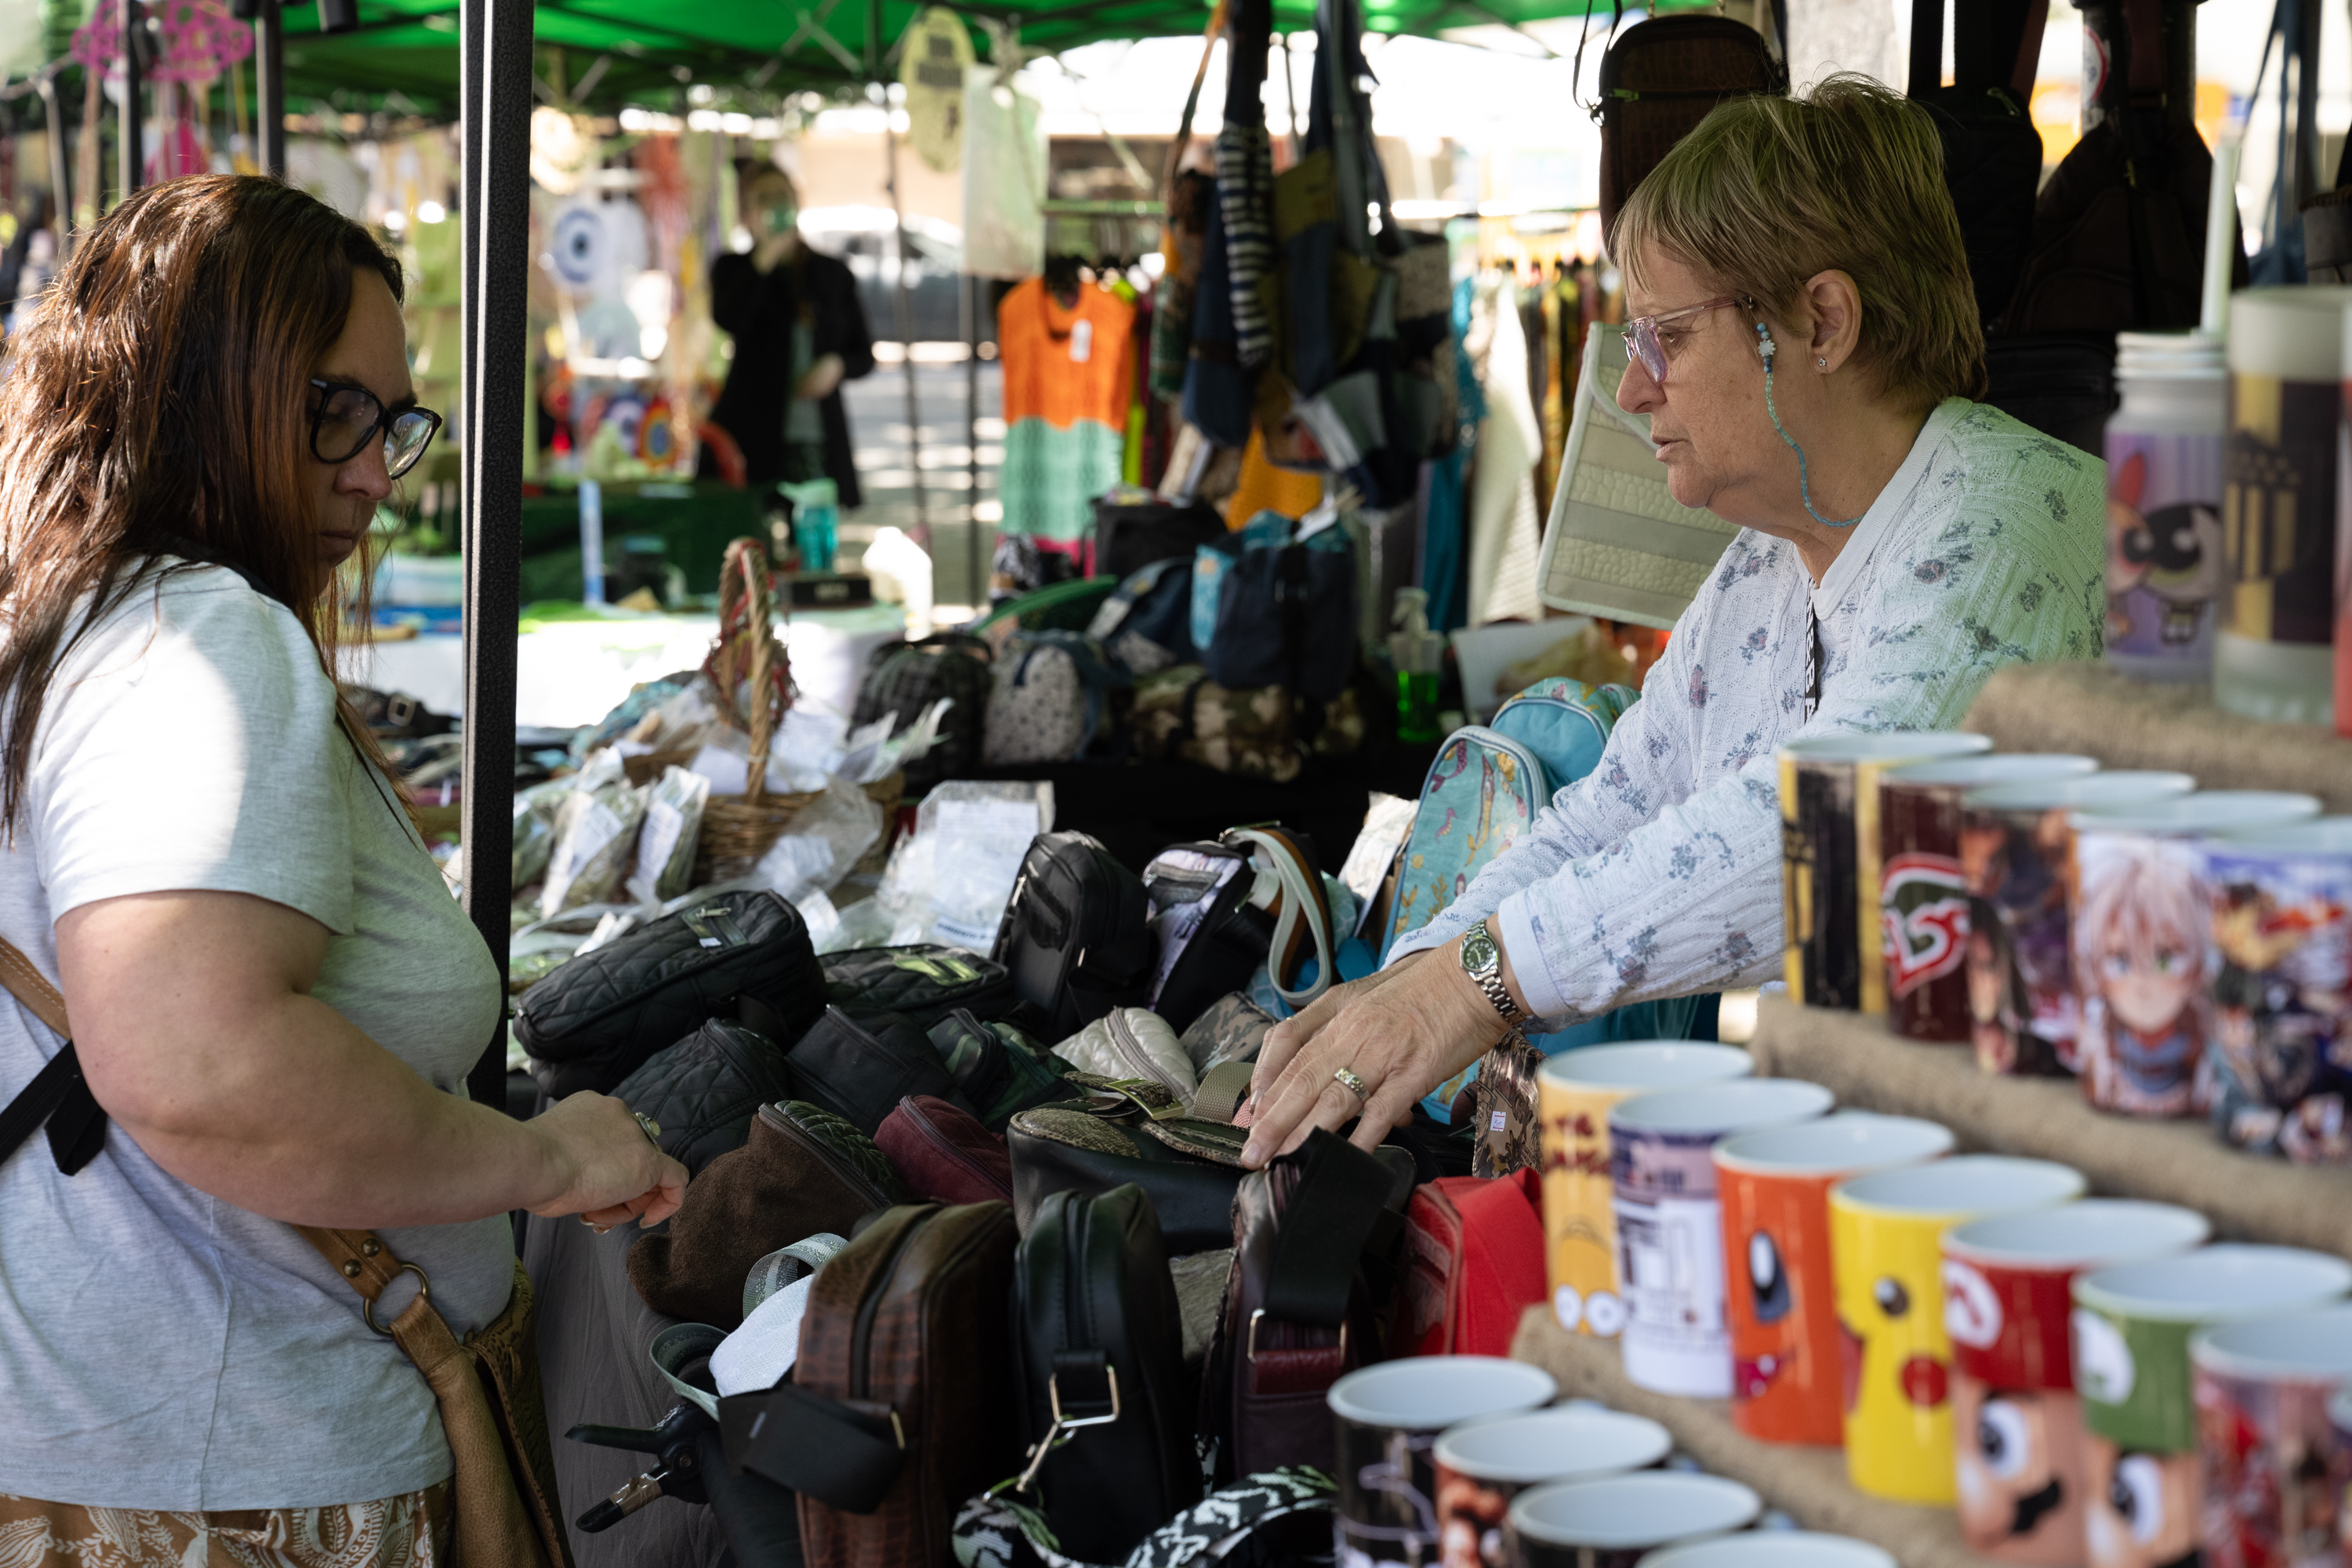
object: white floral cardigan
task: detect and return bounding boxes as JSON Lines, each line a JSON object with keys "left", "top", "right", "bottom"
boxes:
{"left": 1388, "top": 397, "right": 2107, "bottom": 1023}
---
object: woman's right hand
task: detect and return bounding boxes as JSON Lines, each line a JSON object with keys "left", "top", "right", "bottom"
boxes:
{"left": 528, "top": 1092, "right": 688, "bottom": 1229}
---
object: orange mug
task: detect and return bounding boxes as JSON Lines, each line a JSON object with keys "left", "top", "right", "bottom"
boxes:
{"left": 1712, "top": 1112, "right": 1954, "bottom": 1445}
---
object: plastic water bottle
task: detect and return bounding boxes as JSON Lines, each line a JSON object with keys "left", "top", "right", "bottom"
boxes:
{"left": 2215, "top": 287, "right": 2352, "bottom": 724}
{"left": 1388, "top": 588, "right": 1445, "bottom": 742}
{"left": 2103, "top": 332, "right": 2223, "bottom": 681}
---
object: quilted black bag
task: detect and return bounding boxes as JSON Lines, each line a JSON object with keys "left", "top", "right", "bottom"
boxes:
{"left": 822, "top": 943, "right": 1018, "bottom": 1029}
{"left": 786, "top": 1006, "right": 978, "bottom": 1135}
{"left": 516, "top": 891, "right": 826, "bottom": 1098}
{"left": 992, "top": 831, "right": 1154, "bottom": 1039}
{"left": 1011, "top": 1184, "right": 1202, "bottom": 1562}
{"left": 851, "top": 632, "right": 994, "bottom": 790}
{"left": 611, "top": 1019, "right": 794, "bottom": 1177}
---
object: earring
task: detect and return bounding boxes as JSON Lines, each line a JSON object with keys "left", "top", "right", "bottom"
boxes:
{"left": 1816, "top": 356, "right": 1828, "bottom": 368}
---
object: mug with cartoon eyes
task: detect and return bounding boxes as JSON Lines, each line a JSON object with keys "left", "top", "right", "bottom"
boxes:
{"left": 1711, "top": 1112, "right": 1953, "bottom": 1446}
{"left": 2071, "top": 1246, "right": 2352, "bottom": 1568}
{"left": 1939, "top": 1201, "right": 2211, "bottom": 1565}
{"left": 2066, "top": 793, "right": 2321, "bottom": 1119}
{"left": 1828, "top": 1156, "right": 2086, "bottom": 1504}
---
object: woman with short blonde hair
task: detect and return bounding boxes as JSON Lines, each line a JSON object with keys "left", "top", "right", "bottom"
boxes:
{"left": 1243, "top": 76, "right": 2107, "bottom": 1162}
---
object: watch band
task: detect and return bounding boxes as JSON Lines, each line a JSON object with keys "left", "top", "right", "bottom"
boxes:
{"left": 1463, "top": 920, "right": 1522, "bottom": 1022}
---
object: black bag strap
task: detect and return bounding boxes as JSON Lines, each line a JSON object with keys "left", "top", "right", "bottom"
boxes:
{"left": 718, "top": 1382, "right": 908, "bottom": 1513}
{"left": 0, "top": 934, "right": 106, "bottom": 1176}
{"left": 1262, "top": 1129, "right": 1398, "bottom": 1327}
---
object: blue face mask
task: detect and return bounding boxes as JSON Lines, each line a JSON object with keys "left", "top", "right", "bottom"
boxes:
{"left": 1756, "top": 320, "right": 1864, "bottom": 530}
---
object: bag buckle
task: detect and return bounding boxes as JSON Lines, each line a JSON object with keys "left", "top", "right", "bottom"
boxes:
{"left": 1013, "top": 1364, "right": 1120, "bottom": 1494}
{"left": 1246, "top": 1307, "right": 1347, "bottom": 1363}
{"left": 361, "top": 1261, "right": 432, "bottom": 1336}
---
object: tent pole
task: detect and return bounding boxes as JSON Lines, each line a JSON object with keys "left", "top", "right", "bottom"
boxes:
{"left": 254, "top": 0, "right": 285, "bottom": 179}
{"left": 966, "top": 270, "right": 981, "bottom": 612}
{"left": 118, "top": 0, "right": 143, "bottom": 199}
{"left": 459, "top": 0, "right": 532, "bottom": 1111}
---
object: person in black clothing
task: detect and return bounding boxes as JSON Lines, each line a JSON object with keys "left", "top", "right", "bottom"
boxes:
{"left": 702, "top": 163, "right": 876, "bottom": 505}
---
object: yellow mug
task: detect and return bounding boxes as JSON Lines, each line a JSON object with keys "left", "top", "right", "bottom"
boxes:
{"left": 1536, "top": 1043, "right": 1753, "bottom": 1338}
{"left": 1828, "top": 1156, "right": 2084, "bottom": 1503}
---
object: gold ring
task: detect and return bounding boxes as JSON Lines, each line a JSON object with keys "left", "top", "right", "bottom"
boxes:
{"left": 634, "top": 1112, "right": 662, "bottom": 1147}
{"left": 1333, "top": 1066, "right": 1370, "bottom": 1103}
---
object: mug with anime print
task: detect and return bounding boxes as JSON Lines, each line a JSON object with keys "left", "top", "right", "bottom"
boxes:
{"left": 1504, "top": 1474, "right": 1760, "bottom": 1568}
{"left": 2067, "top": 794, "right": 2320, "bottom": 1118}
{"left": 2071, "top": 1247, "right": 2352, "bottom": 1568}
{"left": 1960, "top": 774, "right": 2197, "bottom": 1080}
{"left": 1325, "top": 1358, "right": 1555, "bottom": 1568}
{"left": 2190, "top": 1306, "right": 2352, "bottom": 1568}
{"left": 2199, "top": 820, "right": 2352, "bottom": 1162}
{"left": 1878, "top": 755, "right": 2097, "bottom": 1044}
{"left": 1940, "top": 1201, "right": 2210, "bottom": 1564}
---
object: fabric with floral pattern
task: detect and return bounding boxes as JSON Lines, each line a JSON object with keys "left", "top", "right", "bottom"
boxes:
{"left": 1388, "top": 398, "right": 2105, "bottom": 1022}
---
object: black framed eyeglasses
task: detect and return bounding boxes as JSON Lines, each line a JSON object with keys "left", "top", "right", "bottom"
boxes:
{"left": 309, "top": 377, "right": 443, "bottom": 481}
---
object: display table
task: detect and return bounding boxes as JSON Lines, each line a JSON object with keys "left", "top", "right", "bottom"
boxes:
{"left": 1742, "top": 996, "right": 2352, "bottom": 1260}
{"left": 1508, "top": 1314, "right": 2005, "bottom": 1568}
{"left": 1962, "top": 661, "right": 2352, "bottom": 811}
{"left": 341, "top": 603, "right": 906, "bottom": 728}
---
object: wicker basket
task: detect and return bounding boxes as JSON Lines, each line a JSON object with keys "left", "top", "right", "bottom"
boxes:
{"left": 688, "top": 539, "right": 805, "bottom": 886}
{"left": 620, "top": 746, "right": 701, "bottom": 788}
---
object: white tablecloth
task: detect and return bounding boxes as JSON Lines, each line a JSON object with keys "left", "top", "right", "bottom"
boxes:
{"left": 340, "top": 604, "right": 907, "bottom": 728}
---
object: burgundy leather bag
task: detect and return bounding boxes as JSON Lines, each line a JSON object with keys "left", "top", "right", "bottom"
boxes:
{"left": 1196, "top": 1131, "right": 1414, "bottom": 1483}
{"left": 875, "top": 1094, "right": 1015, "bottom": 1204}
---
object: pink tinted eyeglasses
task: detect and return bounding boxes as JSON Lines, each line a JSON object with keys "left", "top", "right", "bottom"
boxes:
{"left": 1624, "top": 296, "right": 1749, "bottom": 383}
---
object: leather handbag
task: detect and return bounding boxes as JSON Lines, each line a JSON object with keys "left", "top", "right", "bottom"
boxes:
{"left": 991, "top": 829, "right": 1156, "bottom": 1039}
{"left": 1388, "top": 1169, "right": 1548, "bottom": 1359}
{"left": 1198, "top": 1130, "right": 1414, "bottom": 1484}
{"left": 516, "top": 890, "right": 826, "bottom": 1098}
{"left": 876, "top": 1094, "right": 1014, "bottom": 1204}
{"left": 1012, "top": 1184, "right": 1203, "bottom": 1563}
{"left": 0, "top": 941, "right": 573, "bottom": 1568}
{"left": 786, "top": 1005, "right": 975, "bottom": 1135}
{"left": 821, "top": 942, "right": 1018, "bottom": 1029}
{"left": 611, "top": 1018, "right": 794, "bottom": 1177}
{"left": 628, "top": 1099, "right": 906, "bottom": 1330}
{"left": 717, "top": 1201, "right": 1022, "bottom": 1568}
{"left": 1007, "top": 1077, "right": 1254, "bottom": 1255}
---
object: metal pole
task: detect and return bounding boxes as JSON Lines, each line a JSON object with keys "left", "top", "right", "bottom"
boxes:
{"left": 884, "top": 114, "right": 927, "bottom": 548}
{"left": 965, "top": 271, "right": 982, "bottom": 610}
{"left": 38, "top": 77, "right": 70, "bottom": 249}
{"left": 459, "top": 0, "right": 532, "bottom": 1110}
{"left": 118, "top": 0, "right": 143, "bottom": 200}
{"left": 254, "top": 0, "right": 285, "bottom": 179}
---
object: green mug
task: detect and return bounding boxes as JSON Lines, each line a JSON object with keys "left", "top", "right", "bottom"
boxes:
{"left": 2071, "top": 1243, "right": 2352, "bottom": 1450}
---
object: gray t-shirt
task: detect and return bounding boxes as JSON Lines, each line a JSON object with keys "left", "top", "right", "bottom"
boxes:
{"left": 0, "top": 562, "right": 511, "bottom": 1510}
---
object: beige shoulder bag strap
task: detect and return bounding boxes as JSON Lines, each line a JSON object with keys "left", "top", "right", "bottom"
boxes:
{"left": 0, "top": 935, "right": 572, "bottom": 1568}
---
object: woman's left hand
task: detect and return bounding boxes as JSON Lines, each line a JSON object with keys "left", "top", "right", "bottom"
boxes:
{"left": 1239, "top": 935, "right": 1512, "bottom": 1167}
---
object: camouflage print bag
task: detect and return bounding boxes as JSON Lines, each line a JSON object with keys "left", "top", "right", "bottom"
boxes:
{"left": 1470, "top": 1029, "right": 1544, "bottom": 1178}
{"left": 1131, "top": 664, "right": 1303, "bottom": 783}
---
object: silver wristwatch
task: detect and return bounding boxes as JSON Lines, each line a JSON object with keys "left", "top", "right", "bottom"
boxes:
{"left": 1460, "top": 920, "right": 1522, "bottom": 1024}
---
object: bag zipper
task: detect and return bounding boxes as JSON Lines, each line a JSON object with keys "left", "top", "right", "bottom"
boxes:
{"left": 902, "top": 1100, "right": 999, "bottom": 1187}
{"left": 1103, "top": 1011, "right": 1183, "bottom": 1094}
{"left": 759, "top": 1103, "right": 896, "bottom": 1211}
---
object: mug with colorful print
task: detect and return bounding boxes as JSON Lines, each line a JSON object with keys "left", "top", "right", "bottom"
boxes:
{"left": 1829, "top": 1156, "right": 2086, "bottom": 1504}
{"left": 2190, "top": 1305, "right": 2352, "bottom": 1568}
{"left": 2071, "top": 1245, "right": 2352, "bottom": 1568}
{"left": 2199, "top": 819, "right": 2352, "bottom": 1161}
{"left": 1877, "top": 754, "right": 2097, "bottom": 1044}
{"left": 1959, "top": 772, "right": 2198, "bottom": 1078}
{"left": 1537, "top": 1043, "right": 1755, "bottom": 1339}
{"left": 1431, "top": 1406, "right": 1671, "bottom": 1568}
{"left": 1712, "top": 1112, "right": 1954, "bottom": 1446}
{"left": 1778, "top": 731, "right": 1991, "bottom": 1012}
{"left": 1505, "top": 1474, "right": 1762, "bottom": 1568}
{"left": 1939, "top": 1200, "right": 2210, "bottom": 1564}
{"left": 2067, "top": 792, "right": 2320, "bottom": 1119}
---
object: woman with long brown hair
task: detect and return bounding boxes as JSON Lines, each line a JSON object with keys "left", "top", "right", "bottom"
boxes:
{"left": 0, "top": 176, "right": 684, "bottom": 1561}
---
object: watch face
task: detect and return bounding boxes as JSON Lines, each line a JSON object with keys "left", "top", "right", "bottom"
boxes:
{"left": 1463, "top": 928, "right": 1497, "bottom": 971}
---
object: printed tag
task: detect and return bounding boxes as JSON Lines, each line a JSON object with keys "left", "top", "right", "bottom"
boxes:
{"left": 1069, "top": 318, "right": 1092, "bottom": 363}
